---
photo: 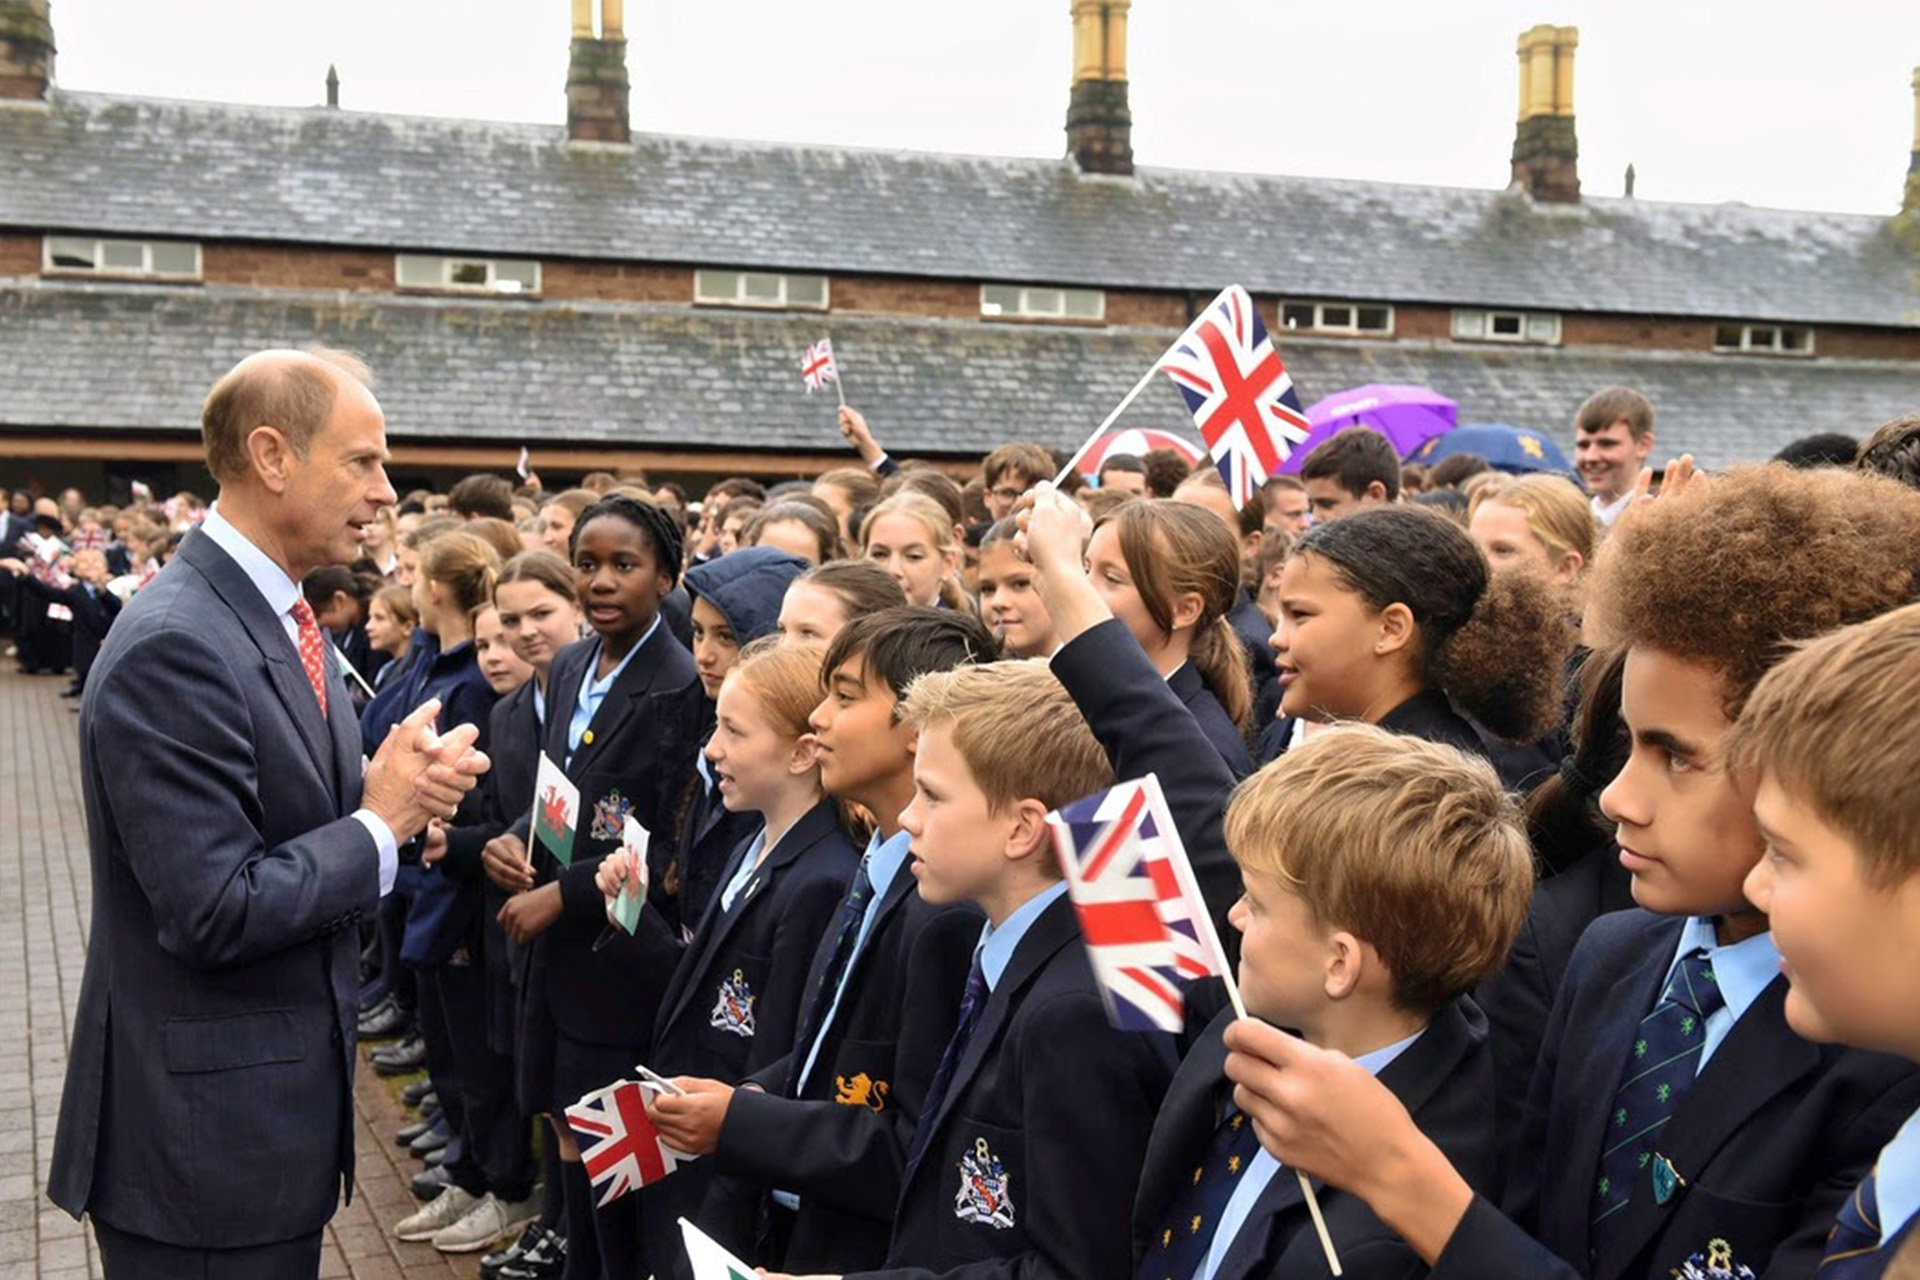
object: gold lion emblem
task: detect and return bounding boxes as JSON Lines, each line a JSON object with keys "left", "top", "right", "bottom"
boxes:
{"left": 834, "top": 1072, "right": 889, "bottom": 1111}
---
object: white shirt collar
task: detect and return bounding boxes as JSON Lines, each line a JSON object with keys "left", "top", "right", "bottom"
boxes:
{"left": 200, "top": 505, "right": 301, "bottom": 621}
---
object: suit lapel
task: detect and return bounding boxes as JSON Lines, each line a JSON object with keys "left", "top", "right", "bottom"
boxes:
{"left": 916, "top": 895, "right": 1078, "bottom": 1181}
{"left": 1137, "top": 1009, "right": 1237, "bottom": 1239}
{"left": 1595, "top": 977, "right": 1820, "bottom": 1279}
{"left": 180, "top": 531, "right": 335, "bottom": 793}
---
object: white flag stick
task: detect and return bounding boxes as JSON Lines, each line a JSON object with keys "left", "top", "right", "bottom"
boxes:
{"left": 1051, "top": 319, "right": 1204, "bottom": 487}
{"left": 1142, "top": 775, "right": 1343, "bottom": 1276}
{"left": 332, "top": 642, "right": 376, "bottom": 699}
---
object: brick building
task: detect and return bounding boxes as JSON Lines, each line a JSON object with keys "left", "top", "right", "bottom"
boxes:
{"left": 2, "top": 0, "right": 1919, "bottom": 499}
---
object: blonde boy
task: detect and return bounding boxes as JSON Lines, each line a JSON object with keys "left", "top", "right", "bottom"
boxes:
{"left": 1731, "top": 602, "right": 1920, "bottom": 1276}
{"left": 1134, "top": 725, "right": 1532, "bottom": 1280}
{"left": 810, "top": 660, "right": 1176, "bottom": 1280}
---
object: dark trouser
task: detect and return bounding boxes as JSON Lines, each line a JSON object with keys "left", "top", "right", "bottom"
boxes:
{"left": 415, "top": 960, "right": 472, "bottom": 1190}
{"left": 361, "top": 873, "right": 418, "bottom": 1009}
{"left": 435, "top": 955, "right": 535, "bottom": 1201}
{"left": 94, "top": 1219, "right": 323, "bottom": 1280}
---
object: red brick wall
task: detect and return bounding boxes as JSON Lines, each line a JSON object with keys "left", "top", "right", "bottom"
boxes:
{"left": 542, "top": 259, "right": 687, "bottom": 303}
{"left": 202, "top": 243, "right": 392, "bottom": 289}
{"left": 830, "top": 274, "right": 978, "bottom": 318}
{"left": 0, "top": 230, "right": 38, "bottom": 277}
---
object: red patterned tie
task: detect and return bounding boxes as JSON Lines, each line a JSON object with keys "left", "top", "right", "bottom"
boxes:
{"left": 289, "top": 597, "right": 329, "bottom": 717}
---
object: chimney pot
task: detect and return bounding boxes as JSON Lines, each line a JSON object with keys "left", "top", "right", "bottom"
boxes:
{"left": 1066, "top": 0, "right": 1133, "bottom": 176}
{"left": 1510, "top": 23, "right": 1580, "bottom": 203}
{"left": 0, "top": 0, "right": 55, "bottom": 103}
{"left": 1624, "top": 162, "right": 1635, "bottom": 198}
{"left": 325, "top": 63, "right": 339, "bottom": 108}
{"left": 566, "top": 0, "right": 629, "bottom": 145}
{"left": 1903, "top": 68, "right": 1920, "bottom": 214}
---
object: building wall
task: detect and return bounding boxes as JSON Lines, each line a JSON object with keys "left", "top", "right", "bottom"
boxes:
{"left": 6, "top": 230, "right": 1920, "bottom": 361}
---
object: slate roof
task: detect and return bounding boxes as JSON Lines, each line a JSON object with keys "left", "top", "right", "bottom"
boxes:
{"left": 3, "top": 91, "right": 1919, "bottom": 328}
{"left": 5, "top": 282, "right": 1916, "bottom": 472}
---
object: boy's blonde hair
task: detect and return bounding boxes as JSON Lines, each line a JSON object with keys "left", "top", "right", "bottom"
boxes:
{"left": 1224, "top": 725, "right": 1533, "bottom": 1015}
{"left": 900, "top": 660, "right": 1113, "bottom": 817}
{"left": 1728, "top": 601, "right": 1920, "bottom": 888}
{"left": 1469, "top": 473, "right": 1599, "bottom": 572}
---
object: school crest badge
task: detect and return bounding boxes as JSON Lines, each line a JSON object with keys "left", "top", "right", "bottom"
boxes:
{"left": 590, "top": 789, "right": 634, "bottom": 842}
{"left": 708, "top": 969, "right": 757, "bottom": 1038}
{"left": 835, "top": 1072, "right": 889, "bottom": 1112}
{"left": 1670, "top": 1238, "right": 1755, "bottom": 1280}
{"left": 953, "top": 1137, "right": 1016, "bottom": 1229}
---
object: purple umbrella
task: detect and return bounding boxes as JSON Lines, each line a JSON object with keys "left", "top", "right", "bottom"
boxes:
{"left": 1280, "top": 384, "right": 1458, "bottom": 473}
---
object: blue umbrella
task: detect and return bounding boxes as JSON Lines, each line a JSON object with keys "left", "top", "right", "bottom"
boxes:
{"left": 1408, "top": 423, "right": 1572, "bottom": 474}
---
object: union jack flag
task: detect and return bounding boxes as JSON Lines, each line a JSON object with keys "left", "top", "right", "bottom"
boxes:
{"left": 800, "top": 338, "right": 839, "bottom": 393}
{"left": 1159, "top": 285, "right": 1313, "bottom": 508}
{"left": 1047, "top": 774, "right": 1228, "bottom": 1033}
{"left": 564, "top": 1079, "right": 694, "bottom": 1206}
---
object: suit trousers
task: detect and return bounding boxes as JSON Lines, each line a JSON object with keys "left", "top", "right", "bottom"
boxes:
{"left": 95, "top": 1219, "right": 324, "bottom": 1280}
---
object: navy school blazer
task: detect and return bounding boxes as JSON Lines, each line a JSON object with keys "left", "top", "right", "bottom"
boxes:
{"left": 512, "top": 626, "right": 707, "bottom": 1046}
{"left": 1134, "top": 999, "right": 1499, "bottom": 1280}
{"left": 707, "top": 853, "right": 981, "bottom": 1273}
{"left": 641, "top": 799, "right": 861, "bottom": 1278}
{"left": 1431, "top": 908, "right": 1920, "bottom": 1280}
{"left": 845, "top": 892, "right": 1177, "bottom": 1280}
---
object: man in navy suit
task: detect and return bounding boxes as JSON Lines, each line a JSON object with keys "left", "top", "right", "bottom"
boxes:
{"left": 48, "top": 348, "right": 491, "bottom": 1279}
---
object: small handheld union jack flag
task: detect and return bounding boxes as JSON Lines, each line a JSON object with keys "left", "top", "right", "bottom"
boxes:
{"left": 564, "top": 1078, "right": 694, "bottom": 1206}
{"left": 1047, "top": 774, "right": 1231, "bottom": 1033}
{"left": 800, "top": 338, "right": 839, "bottom": 393}
{"left": 1160, "top": 285, "right": 1313, "bottom": 509}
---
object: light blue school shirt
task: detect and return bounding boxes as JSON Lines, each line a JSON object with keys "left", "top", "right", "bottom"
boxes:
{"left": 1873, "top": 1107, "right": 1920, "bottom": 1246}
{"left": 719, "top": 830, "right": 770, "bottom": 913}
{"left": 979, "top": 881, "right": 1069, "bottom": 991}
{"left": 1666, "top": 916, "right": 1782, "bottom": 1072}
{"left": 566, "top": 619, "right": 658, "bottom": 760}
{"left": 1198, "top": 1029, "right": 1422, "bottom": 1280}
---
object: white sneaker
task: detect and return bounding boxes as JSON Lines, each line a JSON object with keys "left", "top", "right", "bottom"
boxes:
{"left": 393, "top": 1185, "right": 479, "bottom": 1242}
{"left": 431, "top": 1191, "right": 540, "bottom": 1254}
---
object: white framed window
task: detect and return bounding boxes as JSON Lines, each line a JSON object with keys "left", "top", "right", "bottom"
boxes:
{"left": 1714, "top": 323, "right": 1813, "bottom": 356}
{"left": 44, "top": 236, "right": 201, "bottom": 279}
{"left": 395, "top": 254, "right": 541, "bottom": 294}
{"left": 693, "top": 269, "right": 830, "bottom": 310}
{"left": 1280, "top": 301, "right": 1394, "bottom": 336}
{"left": 980, "top": 283, "right": 1105, "bottom": 321}
{"left": 1452, "top": 308, "right": 1561, "bottom": 345}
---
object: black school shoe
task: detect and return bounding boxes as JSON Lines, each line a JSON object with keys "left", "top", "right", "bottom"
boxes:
{"left": 395, "top": 1108, "right": 443, "bottom": 1146}
{"left": 480, "top": 1222, "right": 547, "bottom": 1278}
{"left": 359, "top": 999, "right": 412, "bottom": 1040}
{"left": 493, "top": 1226, "right": 565, "bottom": 1280}
{"left": 401, "top": 1078, "right": 435, "bottom": 1107}
{"left": 371, "top": 1035, "right": 427, "bottom": 1076}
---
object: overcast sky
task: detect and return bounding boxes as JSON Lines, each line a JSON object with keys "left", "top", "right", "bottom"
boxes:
{"left": 49, "top": 1, "right": 1920, "bottom": 216}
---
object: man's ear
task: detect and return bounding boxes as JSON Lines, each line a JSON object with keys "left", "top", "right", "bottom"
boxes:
{"left": 1364, "top": 480, "right": 1390, "bottom": 503}
{"left": 245, "top": 425, "right": 295, "bottom": 495}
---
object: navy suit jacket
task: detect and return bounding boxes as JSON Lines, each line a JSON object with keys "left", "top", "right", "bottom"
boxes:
{"left": 709, "top": 851, "right": 980, "bottom": 1273}
{"left": 848, "top": 894, "right": 1177, "bottom": 1280}
{"left": 1135, "top": 999, "right": 1499, "bottom": 1280}
{"left": 1432, "top": 909, "right": 1920, "bottom": 1280}
{"left": 49, "top": 529, "right": 380, "bottom": 1248}
{"left": 512, "top": 628, "right": 706, "bottom": 1046}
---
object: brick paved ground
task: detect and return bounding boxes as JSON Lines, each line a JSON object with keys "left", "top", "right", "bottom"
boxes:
{"left": 0, "top": 668, "right": 485, "bottom": 1279}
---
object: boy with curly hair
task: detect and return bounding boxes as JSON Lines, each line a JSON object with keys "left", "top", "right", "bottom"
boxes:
{"left": 1217, "top": 466, "right": 1920, "bottom": 1280}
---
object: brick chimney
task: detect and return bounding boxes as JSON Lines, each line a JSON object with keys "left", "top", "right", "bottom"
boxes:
{"left": 1510, "top": 24, "right": 1580, "bottom": 203}
{"left": 567, "top": 0, "right": 629, "bottom": 145}
{"left": 1066, "top": 0, "right": 1132, "bottom": 176}
{"left": 0, "top": 0, "right": 55, "bottom": 102}
{"left": 1905, "top": 67, "right": 1920, "bottom": 215}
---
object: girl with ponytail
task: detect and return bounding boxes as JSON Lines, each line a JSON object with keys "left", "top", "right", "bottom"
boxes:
{"left": 1088, "top": 499, "right": 1253, "bottom": 776}
{"left": 1270, "top": 504, "right": 1572, "bottom": 784}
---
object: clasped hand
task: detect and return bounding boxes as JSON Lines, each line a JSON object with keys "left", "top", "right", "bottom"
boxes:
{"left": 361, "top": 698, "right": 491, "bottom": 843}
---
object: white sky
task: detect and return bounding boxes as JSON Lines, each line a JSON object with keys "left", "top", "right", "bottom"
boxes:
{"left": 49, "top": 1, "right": 1920, "bottom": 216}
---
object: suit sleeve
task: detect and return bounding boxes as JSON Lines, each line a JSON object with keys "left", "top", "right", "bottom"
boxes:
{"left": 845, "top": 990, "right": 1174, "bottom": 1280}
{"left": 1758, "top": 1070, "right": 1920, "bottom": 1279}
{"left": 94, "top": 627, "right": 379, "bottom": 970}
{"left": 1051, "top": 618, "right": 1242, "bottom": 934}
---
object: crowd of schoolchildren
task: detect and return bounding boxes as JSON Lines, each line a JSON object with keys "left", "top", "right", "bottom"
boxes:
{"left": 14, "top": 391, "right": 1920, "bottom": 1280}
